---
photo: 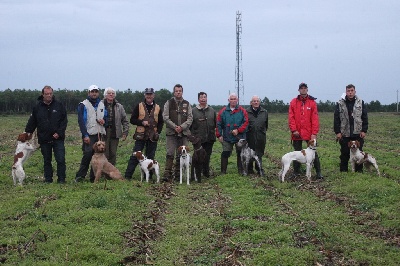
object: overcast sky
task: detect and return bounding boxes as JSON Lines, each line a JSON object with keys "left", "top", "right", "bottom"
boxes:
{"left": 1, "top": 0, "right": 399, "bottom": 105}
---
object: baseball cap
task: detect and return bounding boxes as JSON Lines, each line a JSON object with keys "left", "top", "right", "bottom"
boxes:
{"left": 88, "top": 84, "right": 99, "bottom": 92}
{"left": 144, "top": 88, "right": 155, "bottom": 94}
{"left": 298, "top": 82, "right": 308, "bottom": 89}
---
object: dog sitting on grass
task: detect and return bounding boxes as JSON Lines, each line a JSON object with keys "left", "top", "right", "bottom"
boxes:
{"left": 91, "top": 141, "right": 124, "bottom": 183}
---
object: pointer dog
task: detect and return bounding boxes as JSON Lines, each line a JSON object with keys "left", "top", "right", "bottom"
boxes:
{"left": 279, "top": 139, "right": 317, "bottom": 182}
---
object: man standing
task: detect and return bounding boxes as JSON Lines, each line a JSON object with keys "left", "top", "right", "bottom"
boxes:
{"left": 125, "top": 88, "right": 163, "bottom": 180}
{"left": 190, "top": 92, "right": 216, "bottom": 178}
{"left": 75, "top": 85, "right": 105, "bottom": 182}
{"left": 334, "top": 84, "right": 368, "bottom": 172}
{"left": 246, "top": 95, "right": 268, "bottom": 176}
{"left": 162, "top": 84, "right": 193, "bottom": 181}
{"left": 288, "top": 82, "right": 323, "bottom": 179}
{"left": 216, "top": 93, "right": 249, "bottom": 174}
{"left": 103, "top": 87, "right": 129, "bottom": 166}
{"left": 25, "top": 85, "right": 68, "bottom": 183}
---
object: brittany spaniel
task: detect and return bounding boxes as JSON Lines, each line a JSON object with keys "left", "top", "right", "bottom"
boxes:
{"left": 348, "top": 140, "right": 380, "bottom": 176}
{"left": 279, "top": 139, "right": 317, "bottom": 182}
{"left": 12, "top": 133, "right": 37, "bottom": 185}
{"left": 91, "top": 141, "right": 124, "bottom": 182}
{"left": 132, "top": 151, "right": 160, "bottom": 183}
{"left": 178, "top": 145, "right": 193, "bottom": 185}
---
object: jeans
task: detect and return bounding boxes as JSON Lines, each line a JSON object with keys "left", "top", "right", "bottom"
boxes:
{"left": 40, "top": 140, "right": 66, "bottom": 183}
{"left": 125, "top": 140, "right": 158, "bottom": 179}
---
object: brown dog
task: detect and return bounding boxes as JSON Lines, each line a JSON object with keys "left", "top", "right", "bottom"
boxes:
{"left": 90, "top": 141, "right": 124, "bottom": 182}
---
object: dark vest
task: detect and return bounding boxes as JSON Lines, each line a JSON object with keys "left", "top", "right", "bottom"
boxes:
{"left": 168, "top": 98, "right": 189, "bottom": 125}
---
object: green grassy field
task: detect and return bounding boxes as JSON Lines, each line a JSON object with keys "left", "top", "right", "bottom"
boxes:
{"left": 0, "top": 112, "right": 399, "bottom": 265}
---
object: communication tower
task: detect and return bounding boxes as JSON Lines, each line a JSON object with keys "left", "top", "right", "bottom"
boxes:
{"left": 235, "top": 11, "right": 244, "bottom": 103}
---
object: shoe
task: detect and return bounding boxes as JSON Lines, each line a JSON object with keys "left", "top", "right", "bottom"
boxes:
{"left": 75, "top": 176, "right": 84, "bottom": 182}
{"left": 57, "top": 179, "right": 66, "bottom": 184}
{"left": 44, "top": 179, "right": 53, "bottom": 183}
{"left": 316, "top": 172, "right": 324, "bottom": 179}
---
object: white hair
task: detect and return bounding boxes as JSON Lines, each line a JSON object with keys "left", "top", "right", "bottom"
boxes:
{"left": 104, "top": 87, "right": 116, "bottom": 97}
{"left": 251, "top": 95, "right": 261, "bottom": 101}
{"left": 228, "top": 92, "right": 238, "bottom": 99}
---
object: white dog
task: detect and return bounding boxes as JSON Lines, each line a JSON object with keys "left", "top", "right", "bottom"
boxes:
{"left": 132, "top": 151, "right": 160, "bottom": 183}
{"left": 279, "top": 139, "right": 317, "bottom": 182}
{"left": 178, "top": 145, "right": 194, "bottom": 185}
{"left": 12, "top": 133, "right": 37, "bottom": 185}
{"left": 348, "top": 140, "right": 380, "bottom": 176}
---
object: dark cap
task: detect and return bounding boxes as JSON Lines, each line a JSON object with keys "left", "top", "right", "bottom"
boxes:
{"left": 144, "top": 88, "right": 154, "bottom": 94}
{"left": 298, "top": 82, "right": 308, "bottom": 89}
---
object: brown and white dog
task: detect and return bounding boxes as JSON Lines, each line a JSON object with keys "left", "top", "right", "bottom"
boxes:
{"left": 348, "top": 140, "right": 380, "bottom": 176}
{"left": 12, "top": 133, "right": 37, "bottom": 185}
{"left": 178, "top": 145, "right": 193, "bottom": 185}
{"left": 279, "top": 139, "right": 317, "bottom": 182}
{"left": 132, "top": 151, "right": 160, "bottom": 183}
{"left": 91, "top": 141, "right": 124, "bottom": 182}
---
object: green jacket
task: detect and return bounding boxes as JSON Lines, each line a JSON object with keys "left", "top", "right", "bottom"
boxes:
{"left": 191, "top": 104, "right": 216, "bottom": 143}
{"left": 246, "top": 106, "right": 268, "bottom": 156}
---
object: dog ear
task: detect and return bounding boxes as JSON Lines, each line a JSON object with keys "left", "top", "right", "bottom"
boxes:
{"left": 93, "top": 143, "right": 98, "bottom": 152}
{"left": 186, "top": 146, "right": 190, "bottom": 152}
{"left": 178, "top": 146, "right": 182, "bottom": 153}
{"left": 347, "top": 141, "right": 352, "bottom": 148}
{"left": 356, "top": 140, "right": 360, "bottom": 147}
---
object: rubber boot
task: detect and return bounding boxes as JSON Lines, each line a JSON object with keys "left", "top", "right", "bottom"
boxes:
{"left": 163, "top": 155, "right": 174, "bottom": 182}
{"left": 292, "top": 161, "right": 301, "bottom": 178}
{"left": 256, "top": 159, "right": 265, "bottom": 177}
{"left": 173, "top": 153, "right": 181, "bottom": 181}
{"left": 237, "top": 154, "right": 243, "bottom": 175}
{"left": 221, "top": 156, "right": 228, "bottom": 174}
{"left": 314, "top": 152, "right": 324, "bottom": 179}
{"left": 203, "top": 154, "right": 210, "bottom": 178}
{"left": 247, "top": 159, "right": 255, "bottom": 174}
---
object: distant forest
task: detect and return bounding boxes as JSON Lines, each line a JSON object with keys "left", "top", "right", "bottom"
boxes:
{"left": 0, "top": 88, "right": 398, "bottom": 114}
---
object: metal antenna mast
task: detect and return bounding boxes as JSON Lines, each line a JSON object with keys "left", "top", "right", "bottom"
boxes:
{"left": 235, "top": 11, "right": 244, "bottom": 103}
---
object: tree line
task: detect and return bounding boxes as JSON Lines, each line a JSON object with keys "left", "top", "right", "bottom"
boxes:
{"left": 0, "top": 88, "right": 397, "bottom": 115}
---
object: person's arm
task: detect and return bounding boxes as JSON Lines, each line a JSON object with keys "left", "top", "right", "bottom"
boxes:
{"left": 25, "top": 106, "right": 37, "bottom": 134}
{"left": 77, "top": 103, "right": 89, "bottom": 138}
{"left": 130, "top": 103, "right": 143, "bottom": 126}
{"left": 157, "top": 107, "right": 164, "bottom": 134}
{"left": 120, "top": 104, "right": 129, "bottom": 139}
{"left": 361, "top": 100, "right": 368, "bottom": 133}
{"left": 163, "top": 100, "right": 177, "bottom": 129}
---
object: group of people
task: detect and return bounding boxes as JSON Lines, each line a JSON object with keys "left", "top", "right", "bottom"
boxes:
{"left": 24, "top": 82, "right": 368, "bottom": 183}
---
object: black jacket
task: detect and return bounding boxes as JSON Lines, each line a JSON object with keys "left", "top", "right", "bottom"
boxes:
{"left": 25, "top": 95, "right": 68, "bottom": 144}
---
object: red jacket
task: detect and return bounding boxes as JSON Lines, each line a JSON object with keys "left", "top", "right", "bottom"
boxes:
{"left": 288, "top": 95, "right": 319, "bottom": 140}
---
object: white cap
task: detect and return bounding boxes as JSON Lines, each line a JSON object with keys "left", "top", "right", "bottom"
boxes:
{"left": 88, "top": 84, "right": 99, "bottom": 92}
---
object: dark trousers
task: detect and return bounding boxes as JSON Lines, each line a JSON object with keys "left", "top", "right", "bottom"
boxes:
{"left": 76, "top": 135, "right": 102, "bottom": 182}
{"left": 201, "top": 141, "right": 214, "bottom": 177}
{"left": 125, "top": 140, "right": 158, "bottom": 179}
{"left": 105, "top": 128, "right": 119, "bottom": 165}
{"left": 339, "top": 137, "right": 364, "bottom": 172}
{"left": 292, "top": 140, "right": 321, "bottom": 174}
{"left": 40, "top": 140, "right": 66, "bottom": 183}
